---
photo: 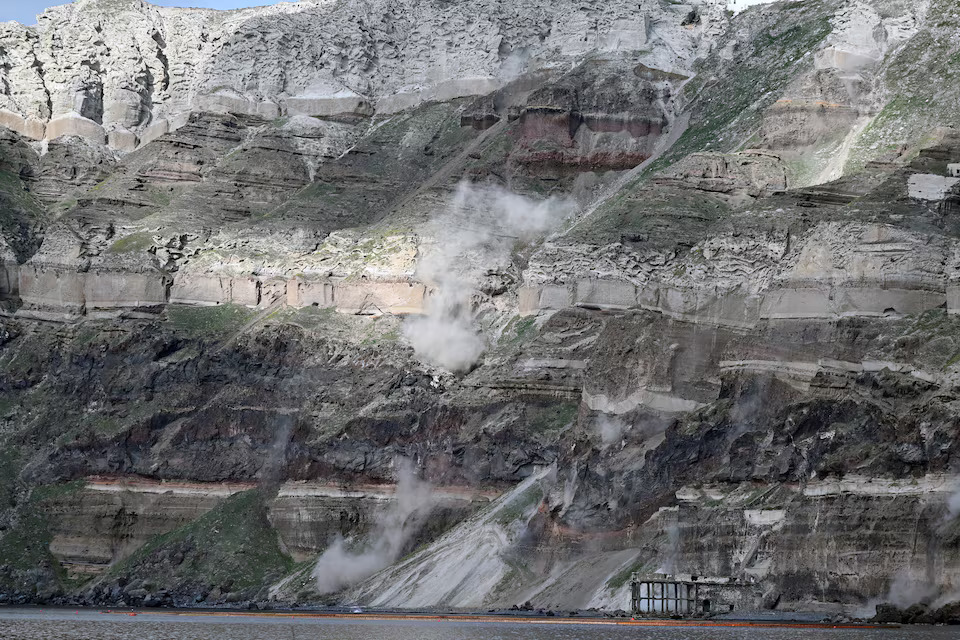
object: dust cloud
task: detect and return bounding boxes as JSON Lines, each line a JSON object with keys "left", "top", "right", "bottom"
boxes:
{"left": 312, "top": 461, "right": 434, "bottom": 595}
{"left": 657, "top": 524, "right": 681, "bottom": 575}
{"left": 945, "top": 485, "right": 960, "bottom": 522}
{"left": 403, "top": 181, "right": 574, "bottom": 372}
{"left": 884, "top": 571, "right": 939, "bottom": 609}
{"left": 260, "top": 413, "right": 295, "bottom": 494}
{"left": 595, "top": 413, "right": 625, "bottom": 448}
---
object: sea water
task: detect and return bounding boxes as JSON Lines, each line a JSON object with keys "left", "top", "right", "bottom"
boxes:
{"left": 0, "top": 608, "right": 957, "bottom": 640}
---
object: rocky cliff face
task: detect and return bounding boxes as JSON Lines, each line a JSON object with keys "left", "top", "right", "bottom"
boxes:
{"left": 0, "top": 0, "right": 725, "bottom": 148}
{"left": 1, "top": 0, "right": 959, "bottom": 621}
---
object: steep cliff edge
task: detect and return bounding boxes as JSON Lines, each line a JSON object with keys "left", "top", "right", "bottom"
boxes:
{"left": 1, "top": 0, "right": 959, "bottom": 620}
{"left": 0, "top": 0, "right": 725, "bottom": 148}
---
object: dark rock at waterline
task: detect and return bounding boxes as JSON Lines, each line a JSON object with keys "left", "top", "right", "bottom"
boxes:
{"left": 934, "top": 602, "right": 960, "bottom": 624}
{"left": 873, "top": 603, "right": 912, "bottom": 624}
{"left": 904, "top": 604, "right": 934, "bottom": 624}
{"left": 872, "top": 602, "right": 960, "bottom": 625}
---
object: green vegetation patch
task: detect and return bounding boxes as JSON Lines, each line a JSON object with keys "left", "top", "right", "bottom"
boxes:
{"left": 846, "top": 0, "right": 960, "bottom": 172}
{"left": 502, "top": 315, "right": 538, "bottom": 345}
{"left": 30, "top": 480, "right": 85, "bottom": 504}
{"left": 526, "top": 402, "right": 578, "bottom": 433}
{"left": 495, "top": 483, "right": 545, "bottom": 525}
{"left": 166, "top": 303, "right": 255, "bottom": 338}
{"left": 650, "top": 1, "right": 832, "bottom": 172}
{"left": 298, "top": 180, "right": 338, "bottom": 202}
{"left": 881, "top": 309, "right": 960, "bottom": 371}
{"left": 109, "top": 489, "right": 293, "bottom": 594}
{"left": 107, "top": 231, "right": 155, "bottom": 254}
{"left": 607, "top": 555, "right": 651, "bottom": 591}
{"left": 360, "top": 324, "right": 401, "bottom": 345}
{"left": 145, "top": 187, "right": 173, "bottom": 208}
{"left": 0, "top": 475, "right": 83, "bottom": 587}
{"left": 570, "top": 185, "right": 729, "bottom": 245}
{"left": 82, "top": 415, "right": 124, "bottom": 439}
{"left": 0, "top": 506, "right": 57, "bottom": 575}
{"left": 0, "top": 448, "right": 21, "bottom": 512}
{"left": 572, "top": 0, "right": 835, "bottom": 225}
{"left": 0, "top": 169, "right": 47, "bottom": 261}
{"left": 280, "top": 305, "right": 336, "bottom": 330}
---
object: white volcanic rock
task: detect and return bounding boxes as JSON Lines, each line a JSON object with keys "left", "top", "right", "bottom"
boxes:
{"left": 655, "top": 150, "right": 789, "bottom": 199}
{"left": 0, "top": 0, "right": 732, "bottom": 149}
{"left": 523, "top": 227, "right": 790, "bottom": 294}
{"left": 815, "top": 0, "right": 925, "bottom": 76}
{"left": 774, "top": 221, "right": 948, "bottom": 290}
{"left": 522, "top": 217, "right": 956, "bottom": 326}
{"left": 727, "top": 0, "right": 784, "bottom": 14}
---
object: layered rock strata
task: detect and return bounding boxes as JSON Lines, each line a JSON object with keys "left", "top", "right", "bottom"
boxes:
{"left": 0, "top": 0, "right": 731, "bottom": 151}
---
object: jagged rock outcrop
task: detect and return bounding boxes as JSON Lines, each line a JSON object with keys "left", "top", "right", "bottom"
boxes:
{"left": 0, "top": 0, "right": 732, "bottom": 150}
{"left": 505, "top": 60, "right": 686, "bottom": 171}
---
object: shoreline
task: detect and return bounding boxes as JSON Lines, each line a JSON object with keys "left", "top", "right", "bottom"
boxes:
{"left": 1, "top": 606, "right": 901, "bottom": 630}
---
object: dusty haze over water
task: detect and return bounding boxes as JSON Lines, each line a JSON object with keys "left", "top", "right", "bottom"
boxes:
{"left": 0, "top": 609, "right": 957, "bottom": 640}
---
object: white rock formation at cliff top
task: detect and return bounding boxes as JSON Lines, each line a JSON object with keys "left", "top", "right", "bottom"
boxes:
{"left": 0, "top": 0, "right": 732, "bottom": 150}
{"left": 727, "top": 0, "right": 787, "bottom": 14}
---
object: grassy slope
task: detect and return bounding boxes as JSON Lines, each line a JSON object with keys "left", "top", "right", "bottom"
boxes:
{"left": 0, "top": 475, "right": 86, "bottom": 598}
{"left": 0, "top": 170, "right": 46, "bottom": 262}
{"left": 845, "top": 0, "right": 960, "bottom": 172}
{"left": 575, "top": 0, "right": 837, "bottom": 241}
{"left": 647, "top": 0, "right": 837, "bottom": 174}
{"left": 105, "top": 489, "right": 293, "bottom": 598}
{"left": 165, "top": 303, "right": 256, "bottom": 338}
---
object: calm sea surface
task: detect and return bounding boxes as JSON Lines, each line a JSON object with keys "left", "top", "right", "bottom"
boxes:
{"left": 0, "top": 608, "right": 956, "bottom": 640}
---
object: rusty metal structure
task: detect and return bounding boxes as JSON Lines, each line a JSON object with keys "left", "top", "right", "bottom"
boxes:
{"left": 631, "top": 574, "right": 700, "bottom": 614}
{"left": 630, "top": 573, "right": 758, "bottom": 616}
